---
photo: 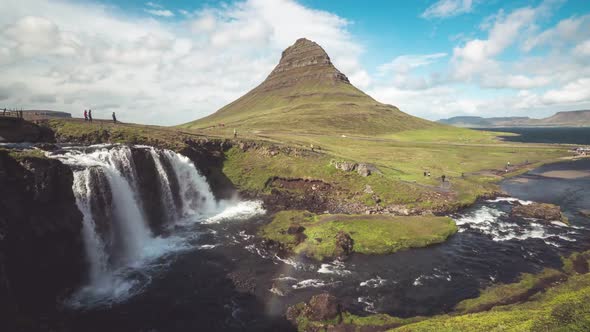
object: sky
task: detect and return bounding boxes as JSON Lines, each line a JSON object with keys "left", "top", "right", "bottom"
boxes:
{"left": 0, "top": 0, "right": 589, "bottom": 125}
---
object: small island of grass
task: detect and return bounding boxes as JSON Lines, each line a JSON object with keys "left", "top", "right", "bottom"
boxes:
{"left": 259, "top": 210, "right": 458, "bottom": 261}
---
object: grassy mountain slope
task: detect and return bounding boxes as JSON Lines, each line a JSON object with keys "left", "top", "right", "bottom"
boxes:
{"left": 181, "top": 38, "right": 439, "bottom": 136}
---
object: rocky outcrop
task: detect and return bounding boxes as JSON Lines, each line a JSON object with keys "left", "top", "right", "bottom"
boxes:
{"left": 334, "top": 231, "right": 354, "bottom": 259}
{"left": 180, "top": 139, "right": 236, "bottom": 200}
{"left": 131, "top": 147, "right": 175, "bottom": 232}
{"left": 0, "top": 118, "right": 55, "bottom": 143}
{"left": 287, "top": 293, "right": 342, "bottom": 328}
{"left": 511, "top": 202, "right": 568, "bottom": 223}
{"left": 330, "top": 160, "right": 372, "bottom": 177}
{"left": 0, "top": 150, "right": 85, "bottom": 324}
{"left": 261, "top": 38, "right": 350, "bottom": 92}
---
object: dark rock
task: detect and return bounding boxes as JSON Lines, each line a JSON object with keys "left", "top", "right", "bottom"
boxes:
{"left": 305, "top": 293, "right": 342, "bottom": 321}
{"left": 130, "top": 147, "right": 170, "bottom": 233}
{"left": 0, "top": 150, "right": 85, "bottom": 325}
{"left": 334, "top": 231, "right": 354, "bottom": 259}
{"left": 287, "top": 224, "right": 305, "bottom": 234}
{"left": 512, "top": 202, "right": 567, "bottom": 223}
{"left": 572, "top": 255, "right": 590, "bottom": 274}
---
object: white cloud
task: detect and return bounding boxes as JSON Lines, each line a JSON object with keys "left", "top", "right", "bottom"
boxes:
{"left": 145, "top": 9, "right": 174, "bottom": 17}
{"left": 0, "top": 0, "right": 367, "bottom": 125}
{"left": 421, "top": 0, "right": 475, "bottom": 19}
{"left": 378, "top": 53, "right": 447, "bottom": 75}
{"left": 573, "top": 39, "right": 590, "bottom": 56}
{"left": 542, "top": 78, "right": 590, "bottom": 104}
{"left": 523, "top": 14, "right": 590, "bottom": 51}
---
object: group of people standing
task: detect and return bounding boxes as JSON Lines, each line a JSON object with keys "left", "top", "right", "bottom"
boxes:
{"left": 83, "top": 109, "right": 93, "bottom": 122}
{"left": 83, "top": 109, "right": 117, "bottom": 123}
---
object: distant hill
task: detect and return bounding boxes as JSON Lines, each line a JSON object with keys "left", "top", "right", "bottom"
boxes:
{"left": 182, "top": 38, "right": 440, "bottom": 136}
{"left": 438, "top": 110, "right": 590, "bottom": 128}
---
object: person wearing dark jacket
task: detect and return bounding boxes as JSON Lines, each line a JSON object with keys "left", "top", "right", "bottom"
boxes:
{"left": 112, "top": 112, "right": 117, "bottom": 124}
{"left": 88, "top": 109, "right": 93, "bottom": 122}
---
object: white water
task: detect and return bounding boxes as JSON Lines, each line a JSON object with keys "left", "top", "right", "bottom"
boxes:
{"left": 148, "top": 148, "right": 178, "bottom": 222}
{"left": 161, "top": 149, "right": 217, "bottom": 217}
{"left": 49, "top": 144, "right": 266, "bottom": 307}
{"left": 72, "top": 170, "right": 109, "bottom": 285}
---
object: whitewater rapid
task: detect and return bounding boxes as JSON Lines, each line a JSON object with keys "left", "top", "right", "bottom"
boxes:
{"left": 48, "top": 144, "right": 265, "bottom": 307}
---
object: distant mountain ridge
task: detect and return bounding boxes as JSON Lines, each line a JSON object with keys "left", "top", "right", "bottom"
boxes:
{"left": 438, "top": 110, "right": 590, "bottom": 128}
{"left": 182, "top": 38, "right": 440, "bottom": 135}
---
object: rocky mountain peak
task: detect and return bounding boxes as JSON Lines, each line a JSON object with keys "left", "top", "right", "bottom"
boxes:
{"left": 260, "top": 38, "right": 350, "bottom": 90}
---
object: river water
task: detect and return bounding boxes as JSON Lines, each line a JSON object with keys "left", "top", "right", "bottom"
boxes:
{"left": 53, "top": 155, "right": 590, "bottom": 331}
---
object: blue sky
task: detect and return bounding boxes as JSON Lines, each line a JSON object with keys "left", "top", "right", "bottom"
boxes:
{"left": 0, "top": 0, "right": 589, "bottom": 125}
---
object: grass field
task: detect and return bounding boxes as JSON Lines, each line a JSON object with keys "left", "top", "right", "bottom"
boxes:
{"left": 42, "top": 119, "right": 572, "bottom": 212}
{"left": 260, "top": 210, "right": 458, "bottom": 261}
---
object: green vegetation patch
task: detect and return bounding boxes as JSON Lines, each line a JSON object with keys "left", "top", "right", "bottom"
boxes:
{"left": 259, "top": 210, "right": 457, "bottom": 261}
{"left": 454, "top": 268, "right": 565, "bottom": 314}
{"left": 4, "top": 148, "right": 46, "bottom": 160}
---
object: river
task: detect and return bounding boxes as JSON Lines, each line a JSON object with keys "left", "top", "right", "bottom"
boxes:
{"left": 47, "top": 147, "right": 589, "bottom": 331}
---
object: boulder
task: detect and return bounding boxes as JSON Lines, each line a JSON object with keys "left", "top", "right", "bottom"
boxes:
{"left": 334, "top": 231, "right": 354, "bottom": 259}
{"left": 356, "top": 163, "right": 371, "bottom": 177}
{"left": 512, "top": 202, "right": 568, "bottom": 223}
{"left": 579, "top": 209, "right": 590, "bottom": 218}
{"left": 331, "top": 160, "right": 357, "bottom": 172}
{"left": 305, "top": 293, "right": 342, "bottom": 321}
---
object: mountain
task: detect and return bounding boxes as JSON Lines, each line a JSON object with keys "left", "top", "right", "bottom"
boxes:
{"left": 182, "top": 38, "right": 439, "bottom": 135}
{"left": 438, "top": 110, "right": 590, "bottom": 128}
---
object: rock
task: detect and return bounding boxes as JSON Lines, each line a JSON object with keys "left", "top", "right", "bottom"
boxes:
{"left": 356, "top": 163, "right": 371, "bottom": 177}
{"left": 0, "top": 150, "right": 85, "bottom": 321}
{"left": 334, "top": 231, "right": 354, "bottom": 259}
{"left": 579, "top": 209, "right": 590, "bottom": 218}
{"left": 512, "top": 202, "right": 567, "bottom": 223}
{"left": 305, "top": 293, "right": 342, "bottom": 321}
{"left": 331, "top": 160, "right": 358, "bottom": 172}
{"left": 363, "top": 185, "right": 374, "bottom": 194}
{"left": 287, "top": 224, "right": 305, "bottom": 234}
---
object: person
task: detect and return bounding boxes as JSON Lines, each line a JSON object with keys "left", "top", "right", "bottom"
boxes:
{"left": 310, "top": 143, "right": 314, "bottom": 152}
{"left": 423, "top": 171, "right": 427, "bottom": 177}
{"left": 112, "top": 112, "right": 117, "bottom": 124}
{"left": 442, "top": 174, "right": 446, "bottom": 182}
{"left": 88, "top": 109, "right": 92, "bottom": 122}
{"left": 233, "top": 128, "right": 237, "bottom": 138}
{"left": 427, "top": 171, "right": 431, "bottom": 177}
{"left": 84, "top": 110, "right": 88, "bottom": 121}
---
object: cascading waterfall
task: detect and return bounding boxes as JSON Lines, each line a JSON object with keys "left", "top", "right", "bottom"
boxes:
{"left": 72, "top": 169, "right": 109, "bottom": 285}
{"left": 48, "top": 144, "right": 236, "bottom": 305}
{"left": 161, "top": 149, "right": 217, "bottom": 217}
{"left": 148, "top": 147, "right": 178, "bottom": 222}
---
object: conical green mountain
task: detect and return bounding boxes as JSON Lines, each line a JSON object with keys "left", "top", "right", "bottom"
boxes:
{"left": 182, "top": 38, "right": 439, "bottom": 135}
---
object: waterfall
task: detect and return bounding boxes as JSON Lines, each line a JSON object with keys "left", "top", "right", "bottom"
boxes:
{"left": 160, "top": 149, "right": 217, "bottom": 217}
{"left": 148, "top": 148, "right": 179, "bottom": 222}
{"left": 46, "top": 144, "right": 262, "bottom": 306}
{"left": 72, "top": 169, "right": 109, "bottom": 285}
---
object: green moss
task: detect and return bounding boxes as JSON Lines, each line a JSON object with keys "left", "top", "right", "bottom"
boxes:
{"left": 454, "top": 268, "right": 565, "bottom": 314}
{"left": 6, "top": 148, "right": 46, "bottom": 160}
{"left": 341, "top": 312, "right": 422, "bottom": 328}
{"left": 259, "top": 211, "right": 457, "bottom": 261}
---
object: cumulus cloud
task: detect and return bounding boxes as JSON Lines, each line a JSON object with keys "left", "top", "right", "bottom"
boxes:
{"left": 0, "top": 0, "right": 367, "bottom": 125}
{"left": 421, "top": 0, "right": 475, "bottom": 19}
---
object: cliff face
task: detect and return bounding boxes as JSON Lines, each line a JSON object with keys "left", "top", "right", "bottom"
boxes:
{"left": 0, "top": 151, "right": 86, "bottom": 321}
